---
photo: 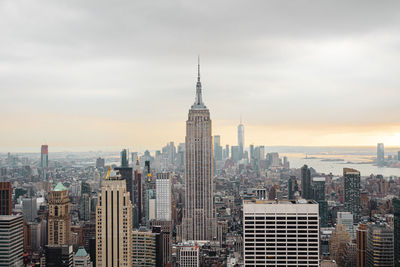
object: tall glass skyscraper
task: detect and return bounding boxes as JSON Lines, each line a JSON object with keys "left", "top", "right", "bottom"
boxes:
{"left": 182, "top": 60, "right": 216, "bottom": 241}
{"left": 238, "top": 120, "right": 244, "bottom": 160}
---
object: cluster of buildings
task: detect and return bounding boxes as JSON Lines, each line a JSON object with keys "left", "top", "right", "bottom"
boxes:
{"left": 0, "top": 64, "right": 400, "bottom": 267}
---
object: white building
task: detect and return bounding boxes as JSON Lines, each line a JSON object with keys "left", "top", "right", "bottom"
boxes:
{"left": 156, "top": 172, "right": 171, "bottom": 221}
{"left": 337, "top": 212, "right": 355, "bottom": 239}
{"left": 243, "top": 199, "right": 319, "bottom": 266}
{"left": 0, "top": 215, "right": 24, "bottom": 267}
{"left": 179, "top": 243, "right": 199, "bottom": 267}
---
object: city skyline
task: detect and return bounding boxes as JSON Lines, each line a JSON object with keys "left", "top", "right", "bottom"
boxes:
{"left": 2, "top": 1, "right": 400, "bottom": 151}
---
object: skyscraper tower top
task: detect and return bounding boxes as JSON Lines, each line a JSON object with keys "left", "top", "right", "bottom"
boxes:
{"left": 191, "top": 57, "right": 207, "bottom": 110}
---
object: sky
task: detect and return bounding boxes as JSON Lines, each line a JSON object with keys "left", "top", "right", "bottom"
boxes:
{"left": 1, "top": 0, "right": 400, "bottom": 152}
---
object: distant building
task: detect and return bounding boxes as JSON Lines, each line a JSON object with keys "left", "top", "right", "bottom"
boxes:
{"left": 45, "top": 244, "right": 73, "bottom": 267}
{"left": 95, "top": 157, "right": 105, "bottom": 169}
{"left": 288, "top": 176, "right": 298, "bottom": 200}
{"left": 22, "top": 197, "right": 38, "bottom": 222}
{"left": 48, "top": 182, "right": 71, "bottom": 245}
{"left": 329, "top": 224, "right": 350, "bottom": 266}
{"left": 344, "top": 168, "right": 361, "bottom": 223}
{"left": 337, "top": 212, "right": 355, "bottom": 239}
{"left": 377, "top": 143, "right": 385, "bottom": 166}
{"left": 156, "top": 173, "right": 171, "bottom": 221}
{"left": 0, "top": 182, "right": 12, "bottom": 215}
{"left": 0, "top": 215, "right": 23, "bottom": 267}
{"left": 78, "top": 193, "right": 91, "bottom": 221}
{"left": 231, "top": 146, "right": 240, "bottom": 162}
{"left": 213, "top": 135, "right": 223, "bottom": 161}
{"left": 366, "top": 223, "right": 394, "bottom": 266}
{"left": 313, "top": 177, "right": 328, "bottom": 227}
{"left": 243, "top": 199, "right": 319, "bottom": 266}
{"left": 121, "top": 148, "right": 129, "bottom": 167}
{"left": 301, "top": 165, "right": 313, "bottom": 199}
{"left": 41, "top": 144, "right": 49, "bottom": 179}
{"left": 238, "top": 120, "right": 244, "bottom": 160}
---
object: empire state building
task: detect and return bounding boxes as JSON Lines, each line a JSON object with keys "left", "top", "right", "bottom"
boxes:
{"left": 182, "top": 60, "right": 216, "bottom": 241}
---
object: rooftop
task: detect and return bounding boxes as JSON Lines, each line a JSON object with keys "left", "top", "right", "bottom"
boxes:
{"left": 53, "top": 182, "right": 67, "bottom": 191}
{"left": 75, "top": 247, "right": 88, "bottom": 257}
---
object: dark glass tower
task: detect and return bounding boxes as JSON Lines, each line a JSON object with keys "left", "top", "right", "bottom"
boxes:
{"left": 344, "top": 168, "right": 361, "bottom": 223}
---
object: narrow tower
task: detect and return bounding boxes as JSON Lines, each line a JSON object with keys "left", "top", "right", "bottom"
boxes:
{"left": 182, "top": 59, "right": 216, "bottom": 241}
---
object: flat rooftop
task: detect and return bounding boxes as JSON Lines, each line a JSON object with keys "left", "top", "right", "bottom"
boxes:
{"left": 244, "top": 199, "right": 317, "bottom": 205}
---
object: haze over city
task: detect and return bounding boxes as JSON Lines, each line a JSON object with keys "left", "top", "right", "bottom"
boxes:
{"left": 2, "top": 0, "right": 400, "bottom": 151}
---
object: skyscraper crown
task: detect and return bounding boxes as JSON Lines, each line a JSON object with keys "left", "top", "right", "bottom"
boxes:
{"left": 191, "top": 57, "right": 207, "bottom": 110}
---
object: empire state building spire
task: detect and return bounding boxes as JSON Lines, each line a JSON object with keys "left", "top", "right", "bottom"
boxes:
{"left": 192, "top": 57, "right": 206, "bottom": 109}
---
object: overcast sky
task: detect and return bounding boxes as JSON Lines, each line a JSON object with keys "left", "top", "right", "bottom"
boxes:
{"left": 1, "top": 0, "right": 400, "bottom": 152}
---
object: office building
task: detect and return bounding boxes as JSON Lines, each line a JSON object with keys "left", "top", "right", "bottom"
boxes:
{"left": 238, "top": 120, "right": 244, "bottom": 160}
{"left": 231, "top": 146, "right": 240, "bottom": 162}
{"left": 356, "top": 223, "right": 367, "bottom": 267}
{"left": 243, "top": 199, "right": 319, "bottom": 266}
{"left": 301, "top": 164, "right": 313, "bottom": 199}
{"left": 48, "top": 182, "right": 71, "bottom": 245}
{"left": 182, "top": 60, "right": 216, "bottom": 241}
{"left": 156, "top": 172, "right": 171, "bottom": 221}
{"left": 150, "top": 220, "right": 173, "bottom": 266}
{"left": 0, "top": 182, "right": 12, "bottom": 215}
{"left": 96, "top": 173, "right": 132, "bottom": 267}
{"left": 96, "top": 157, "right": 105, "bottom": 169}
{"left": 0, "top": 215, "right": 23, "bottom": 267}
{"left": 121, "top": 148, "right": 129, "bottom": 167}
{"left": 366, "top": 223, "right": 394, "bottom": 266}
{"left": 132, "top": 227, "right": 163, "bottom": 267}
{"left": 74, "top": 247, "right": 92, "bottom": 267}
{"left": 179, "top": 244, "right": 200, "bottom": 267}
{"left": 78, "top": 193, "right": 91, "bottom": 221}
{"left": 288, "top": 176, "right": 298, "bottom": 200}
{"left": 313, "top": 177, "right": 328, "bottom": 227}
{"left": 337, "top": 212, "right": 355, "bottom": 239}
{"left": 377, "top": 143, "right": 385, "bottom": 166}
{"left": 329, "top": 223, "right": 350, "bottom": 266}
{"left": 22, "top": 197, "right": 38, "bottom": 222}
{"left": 41, "top": 144, "right": 48, "bottom": 168}
{"left": 213, "top": 135, "right": 223, "bottom": 161}
{"left": 394, "top": 198, "right": 400, "bottom": 267}
{"left": 45, "top": 244, "right": 73, "bottom": 267}
{"left": 344, "top": 168, "right": 361, "bottom": 222}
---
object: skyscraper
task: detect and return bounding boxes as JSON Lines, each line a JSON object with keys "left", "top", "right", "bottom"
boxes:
{"left": 356, "top": 223, "right": 367, "bottom": 267}
{"left": 156, "top": 172, "right": 171, "bottom": 221}
{"left": 0, "top": 182, "right": 12, "bottom": 215}
{"left": 48, "top": 182, "right": 71, "bottom": 245}
{"left": 45, "top": 245, "right": 73, "bottom": 267}
{"left": 96, "top": 173, "right": 133, "bottom": 267}
{"left": 243, "top": 199, "right": 319, "bottom": 266}
{"left": 301, "top": 164, "right": 312, "bottom": 199}
{"left": 213, "top": 135, "right": 223, "bottom": 161}
{"left": 120, "top": 148, "right": 129, "bottom": 167}
{"left": 41, "top": 144, "right": 49, "bottom": 179}
{"left": 182, "top": 60, "right": 216, "bottom": 241}
{"left": 344, "top": 168, "right": 361, "bottom": 223}
{"left": 0, "top": 215, "right": 24, "bottom": 267}
{"left": 394, "top": 198, "right": 400, "bottom": 267}
{"left": 313, "top": 177, "right": 328, "bottom": 227}
{"left": 238, "top": 119, "right": 244, "bottom": 160}
{"left": 366, "top": 223, "right": 394, "bottom": 266}
{"left": 377, "top": 143, "right": 385, "bottom": 166}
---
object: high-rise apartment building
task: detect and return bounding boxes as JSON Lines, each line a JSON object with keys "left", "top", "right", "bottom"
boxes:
{"left": 344, "top": 168, "right": 361, "bottom": 222}
{"left": 356, "top": 223, "right": 367, "bottom": 267}
{"left": 238, "top": 120, "right": 244, "bottom": 160}
{"left": 182, "top": 60, "right": 216, "bottom": 241}
{"left": 243, "top": 199, "right": 319, "bottom": 266}
{"left": 0, "top": 215, "right": 23, "bottom": 267}
{"left": 48, "top": 182, "right": 71, "bottom": 245}
{"left": 313, "top": 177, "right": 328, "bottom": 227}
{"left": 41, "top": 144, "right": 48, "bottom": 168}
{"left": 0, "top": 182, "right": 12, "bottom": 215}
{"left": 301, "top": 165, "right": 313, "bottom": 199}
{"left": 156, "top": 172, "right": 171, "bottom": 221}
{"left": 366, "top": 223, "right": 394, "bottom": 266}
{"left": 96, "top": 173, "right": 132, "bottom": 267}
{"left": 377, "top": 143, "right": 385, "bottom": 166}
{"left": 394, "top": 198, "right": 400, "bottom": 267}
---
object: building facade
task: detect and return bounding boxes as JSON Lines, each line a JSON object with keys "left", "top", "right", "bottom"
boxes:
{"left": 96, "top": 175, "right": 133, "bottom": 267}
{"left": 366, "top": 223, "right": 393, "bottom": 267}
{"left": 0, "top": 215, "right": 23, "bottom": 267}
{"left": 0, "top": 182, "right": 12, "bottom": 215}
{"left": 344, "top": 168, "right": 361, "bottom": 223}
{"left": 156, "top": 172, "right": 171, "bottom": 221}
{"left": 182, "top": 61, "right": 216, "bottom": 241}
{"left": 243, "top": 199, "right": 319, "bottom": 266}
{"left": 48, "top": 182, "right": 71, "bottom": 245}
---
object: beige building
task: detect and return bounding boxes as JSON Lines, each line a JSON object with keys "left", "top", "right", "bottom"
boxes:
{"left": 329, "top": 223, "right": 351, "bottom": 266}
{"left": 48, "top": 182, "right": 71, "bottom": 245}
{"left": 182, "top": 61, "right": 216, "bottom": 241}
{"left": 96, "top": 174, "right": 132, "bottom": 267}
